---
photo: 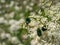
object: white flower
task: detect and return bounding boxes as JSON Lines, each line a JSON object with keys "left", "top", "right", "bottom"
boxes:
{"left": 30, "top": 39, "right": 38, "bottom": 45}
{"left": 20, "top": 13, "right": 24, "bottom": 17}
{"left": 18, "top": 18, "right": 25, "bottom": 24}
{"left": 2, "top": 42, "right": 6, "bottom": 45}
{"left": 30, "top": 36, "right": 39, "bottom": 45}
{"left": 29, "top": 20, "right": 38, "bottom": 26}
{"left": 49, "top": 10, "right": 54, "bottom": 15}
{"left": 47, "top": 22, "right": 56, "bottom": 30}
{"left": 48, "top": 43, "right": 52, "bottom": 45}
{"left": 19, "top": 6, "right": 22, "bottom": 10}
{"left": 4, "top": 12, "right": 14, "bottom": 19}
{"left": 33, "top": 15, "right": 40, "bottom": 19}
{"left": 0, "top": 17, "right": 5, "bottom": 24}
{"left": 45, "top": 1, "right": 52, "bottom": 7}
{"left": 41, "top": 17, "right": 47, "bottom": 23}
{"left": 18, "top": 44, "right": 23, "bottom": 45}
{"left": 29, "top": 30, "right": 37, "bottom": 38}
{"left": 56, "top": 13, "right": 60, "bottom": 20}
{"left": 26, "top": 5, "right": 32, "bottom": 11}
{"left": 39, "top": 0, "right": 45, "bottom": 3}
{"left": 9, "top": 20, "right": 21, "bottom": 32}
{"left": 30, "top": 12, "right": 36, "bottom": 16}
{"left": 0, "top": 17, "right": 8, "bottom": 24}
{"left": 41, "top": 40, "right": 46, "bottom": 43}
{"left": 0, "top": 33, "right": 6, "bottom": 39}
{"left": 51, "top": 16, "right": 56, "bottom": 21}
{"left": 29, "top": 27, "right": 37, "bottom": 33}
{"left": 9, "top": 24, "right": 20, "bottom": 32}
{"left": 9, "top": 19, "right": 17, "bottom": 25}
{"left": 5, "top": 33, "right": 11, "bottom": 38}
{"left": 29, "top": 2, "right": 34, "bottom": 6}
{"left": 0, "top": 33, "right": 11, "bottom": 40}
{"left": 5, "top": 4, "right": 9, "bottom": 8}
{"left": 0, "top": 11, "right": 2, "bottom": 14}
{"left": 37, "top": 43, "right": 40, "bottom": 45}
{"left": 22, "top": 34, "right": 28, "bottom": 40}
{"left": 50, "top": 6, "right": 59, "bottom": 11}
{"left": 44, "top": 43, "right": 48, "bottom": 45}
{"left": 0, "top": 43, "right": 1, "bottom": 45}
{"left": 9, "top": 12, "right": 15, "bottom": 18}
{"left": 11, "top": 37, "right": 19, "bottom": 44}
{"left": 9, "top": 19, "right": 24, "bottom": 32}
{"left": 10, "top": 1, "right": 14, "bottom": 7}
{"left": 1, "top": 0, "right": 5, "bottom": 3}
{"left": 23, "top": 1, "right": 27, "bottom": 5}
{"left": 47, "top": 31, "right": 52, "bottom": 37}
{"left": 38, "top": 10, "right": 42, "bottom": 14}
{"left": 15, "top": 6, "right": 20, "bottom": 10}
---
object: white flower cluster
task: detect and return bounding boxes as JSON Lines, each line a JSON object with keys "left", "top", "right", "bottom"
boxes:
{"left": 0, "top": 0, "right": 60, "bottom": 45}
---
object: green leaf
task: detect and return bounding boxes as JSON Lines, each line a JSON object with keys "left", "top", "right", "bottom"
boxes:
{"left": 24, "top": 10, "right": 30, "bottom": 18}
{"left": 41, "top": 8, "right": 45, "bottom": 16}
{"left": 13, "top": 11, "right": 21, "bottom": 20}
{"left": 46, "top": 16, "right": 51, "bottom": 21}
{"left": 33, "top": 3, "right": 38, "bottom": 11}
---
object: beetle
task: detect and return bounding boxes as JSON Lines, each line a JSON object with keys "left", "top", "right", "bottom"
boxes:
{"left": 41, "top": 25, "right": 47, "bottom": 31}
{"left": 37, "top": 28, "right": 42, "bottom": 37}
{"left": 25, "top": 18, "right": 31, "bottom": 25}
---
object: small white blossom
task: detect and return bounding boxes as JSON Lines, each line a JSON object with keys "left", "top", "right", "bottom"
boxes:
{"left": 50, "top": 6, "right": 59, "bottom": 11}
{"left": 0, "top": 17, "right": 5, "bottom": 24}
{"left": 29, "top": 20, "right": 38, "bottom": 26}
{"left": 9, "top": 12, "right": 15, "bottom": 18}
{"left": 30, "top": 39, "right": 37, "bottom": 45}
{"left": 44, "top": 43, "right": 48, "bottom": 45}
{"left": 10, "top": 1, "right": 14, "bottom": 7}
{"left": 2, "top": 42, "right": 6, "bottom": 45}
{"left": 9, "top": 20, "right": 21, "bottom": 32}
{"left": 23, "top": 1, "right": 27, "bottom": 5}
{"left": 38, "top": 10, "right": 42, "bottom": 14}
{"left": 5, "top": 4, "right": 9, "bottom": 8}
{"left": 31, "top": 38, "right": 38, "bottom": 45}
{"left": 11, "top": 37, "right": 19, "bottom": 44}
{"left": 41, "top": 17, "right": 47, "bottom": 23}
{"left": 47, "top": 31, "right": 52, "bottom": 37}
{"left": 9, "top": 19, "right": 17, "bottom": 25}
{"left": 47, "top": 22, "right": 56, "bottom": 30}
{"left": 15, "top": 6, "right": 20, "bottom": 10}
{"left": 26, "top": 5, "right": 32, "bottom": 11}
{"left": 9, "top": 24, "right": 20, "bottom": 32}
{"left": 20, "top": 13, "right": 24, "bottom": 17}
{"left": 22, "top": 34, "right": 28, "bottom": 40}
{"left": 51, "top": 16, "right": 57, "bottom": 21}
{"left": 49, "top": 10, "right": 54, "bottom": 15}
{"left": 0, "top": 11, "right": 2, "bottom": 14}
{"left": 1, "top": 0, "right": 5, "bottom": 3}
{"left": 30, "top": 12, "right": 36, "bottom": 16}
{"left": 29, "top": 30, "right": 37, "bottom": 38}
{"left": 18, "top": 43, "right": 23, "bottom": 45}
{"left": 0, "top": 33, "right": 11, "bottom": 40}
{"left": 29, "top": 2, "right": 34, "bottom": 6}
{"left": 18, "top": 18, "right": 25, "bottom": 24}
{"left": 0, "top": 33, "right": 6, "bottom": 39}
{"left": 29, "top": 27, "right": 37, "bottom": 33}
